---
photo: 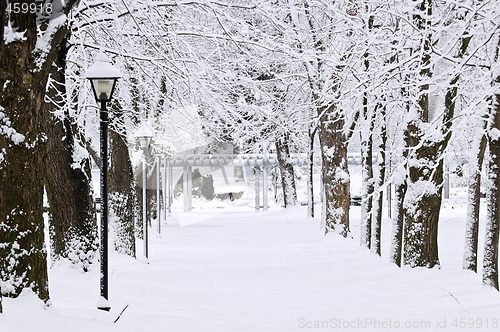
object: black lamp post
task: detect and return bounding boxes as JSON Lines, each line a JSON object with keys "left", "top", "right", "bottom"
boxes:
{"left": 86, "top": 52, "right": 121, "bottom": 311}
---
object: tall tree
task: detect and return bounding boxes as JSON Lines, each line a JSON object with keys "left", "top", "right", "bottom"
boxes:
{"left": 463, "top": 118, "right": 487, "bottom": 272}
{"left": 360, "top": 98, "right": 375, "bottom": 247}
{"left": 290, "top": 0, "right": 354, "bottom": 236}
{"left": 275, "top": 134, "right": 298, "bottom": 207}
{"left": 43, "top": 33, "right": 98, "bottom": 271}
{"left": 482, "top": 36, "right": 500, "bottom": 290}
{"left": 403, "top": 0, "right": 477, "bottom": 267}
{"left": 109, "top": 112, "right": 136, "bottom": 257}
{"left": 0, "top": 0, "right": 79, "bottom": 303}
{"left": 402, "top": 0, "right": 442, "bottom": 268}
{"left": 371, "top": 105, "right": 387, "bottom": 256}
{"left": 462, "top": 0, "right": 495, "bottom": 273}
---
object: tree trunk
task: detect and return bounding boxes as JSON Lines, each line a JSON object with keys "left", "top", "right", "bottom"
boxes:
{"left": 482, "top": 46, "right": 500, "bottom": 289}
{"left": 483, "top": 143, "right": 500, "bottom": 290}
{"left": 0, "top": 0, "right": 79, "bottom": 303}
{"left": 109, "top": 125, "right": 136, "bottom": 257}
{"left": 390, "top": 174, "right": 407, "bottom": 267}
{"left": 360, "top": 96, "right": 374, "bottom": 247}
{"left": 359, "top": 15, "right": 376, "bottom": 248}
{"left": 390, "top": 88, "right": 410, "bottom": 267}
{"left": 403, "top": 129, "right": 443, "bottom": 268}
{"left": 454, "top": 29, "right": 480, "bottom": 271}
{"left": 307, "top": 127, "right": 316, "bottom": 218}
{"left": 371, "top": 105, "right": 387, "bottom": 256}
{"left": 43, "top": 35, "right": 98, "bottom": 272}
{"left": 275, "top": 134, "right": 297, "bottom": 208}
{"left": 463, "top": 128, "right": 487, "bottom": 272}
{"left": 0, "top": 4, "right": 48, "bottom": 302}
{"left": 317, "top": 103, "right": 350, "bottom": 237}
{"left": 403, "top": 0, "right": 443, "bottom": 268}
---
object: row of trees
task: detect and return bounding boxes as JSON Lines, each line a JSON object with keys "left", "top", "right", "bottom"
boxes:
{"left": 221, "top": 0, "right": 500, "bottom": 285}
{"left": 0, "top": 0, "right": 499, "bottom": 312}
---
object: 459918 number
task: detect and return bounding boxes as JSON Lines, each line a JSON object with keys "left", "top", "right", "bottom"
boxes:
{"left": 6, "top": 2, "right": 53, "bottom": 15}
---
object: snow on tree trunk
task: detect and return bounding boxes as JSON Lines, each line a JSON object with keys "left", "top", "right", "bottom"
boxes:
{"left": 402, "top": 0, "right": 458, "bottom": 268}
{"left": 43, "top": 34, "right": 98, "bottom": 272}
{"left": 275, "top": 135, "right": 297, "bottom": 208}
{"left": 317, "top": 103, "right": 350, "bottom": 237}
{"left": 0, "top": 0, "right": 79, "bottom": 302}
{"left": 463, "top": 129, "right": 487, "bottom": 272}
{"left": 482, "top": 72, "right": 500, "bottom": 290}
{"left": 307, "top": 146, "right": 314, "bottom": 217}
{"left": 403, "top": 145, "right": 443, "bottom": 268}
{"left": 482, "top": 151, "right": 500, "bottom": 290}
{"left": 44, "top": 109, "right": 98, "bottom": 272}
{"left": 371, "top": 106, "right": 387, "bottom": 256}
{"left": 109, "top": 124, "right": 137, "bottom": 257}
{"left": 360, "top": 97, "right": 374, "bottom": 247}
{"left": 1, "top": 9, "right": 47, "bottom": 303}
{"left": 389, "top": 99, "right": 409, "bottom": 267}
{"left": 307, "top": 128, "right": 316, "bottom": 218}
{"left": 390, "top": 171, "right": 407, "bottom": 267}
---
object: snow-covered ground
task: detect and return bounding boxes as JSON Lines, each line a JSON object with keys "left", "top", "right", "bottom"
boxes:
{"left": 2, "top": 197, "right": 500, "bottom": 331}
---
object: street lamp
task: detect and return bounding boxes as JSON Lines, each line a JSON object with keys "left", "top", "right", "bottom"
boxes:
{"left": 154, "top": 142, "right": 175, "bottom": 232}
{"left": 162, "top": 144, "right": 175, "bottom": 219}
{"left": 135, "top": 124, "right": 154, "bottom": 260}
{"left": 86, "top": 52, "right": 121, "bottom": 312}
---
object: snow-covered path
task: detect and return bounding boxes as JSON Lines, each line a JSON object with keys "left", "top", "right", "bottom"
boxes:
{"left": 2, "top": 205, "right": 500, "bottom": 331}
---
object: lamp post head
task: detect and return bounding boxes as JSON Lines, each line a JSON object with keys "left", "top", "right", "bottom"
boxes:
{"left": 86, "top": 52, "right": 121, "bottom": 103}
{"left": 135, "top": 123, "right": 154, "bottom": 150}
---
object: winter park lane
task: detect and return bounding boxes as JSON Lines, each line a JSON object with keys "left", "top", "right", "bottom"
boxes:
{"left": 3, "top": 205, "right": 500, "bottom": 331}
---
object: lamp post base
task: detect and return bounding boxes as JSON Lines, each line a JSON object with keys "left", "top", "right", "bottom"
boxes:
{"left": 97, "top": 296, "right": 111, "bottom": 311}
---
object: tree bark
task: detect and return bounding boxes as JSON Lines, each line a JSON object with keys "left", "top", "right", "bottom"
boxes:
{"left": 307, "top": 126, "right": 316, "bottom": 218}
{"left": 482, "top": 40, "right": 500, "bottom": 289}
{"left": 360, "top": 96, "right": 374, "bottom": 247}
{"left": 404, "top": 3, "right": 471, "bottom": 267}
{"left": 43, "top": 34, "right": 98, "bottom": 272}
{"left": 463, "top": 127, "right": 487, "bottom": 272}
{"left": 403, "top": 0, "right": 446, "bottom": 268}
{"left": 403, "top": 128, "right": 443, "bottom": 268}
{"left": 275, "top": 134, "right": 297, "bottom": 208}
{"left": 0, "top": 0, "right": 79, "bottom": 302}
{"left": 317, "top": 103, "right": 350, "bottom": 237}
{"left": 109, "top": 124, "right": 136, "bottom": 257}
{"left": 371, "top": 105, "right": 387, "bottom": 256}
{"left": 0, "top": 2, "right": 48, "bottom": 302}
{"left": 390, "top": 95, "right": 409, "bottom": 267}
{"left": 390, "top": 174, "right": 407, "bottom": 267}
{"left": 483, "top": 139, "right": 500, "bottom": 290}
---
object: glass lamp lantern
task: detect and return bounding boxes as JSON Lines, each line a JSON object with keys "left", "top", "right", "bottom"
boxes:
{"left": 86, "top": 52, "right": 121, "bottom": 103}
